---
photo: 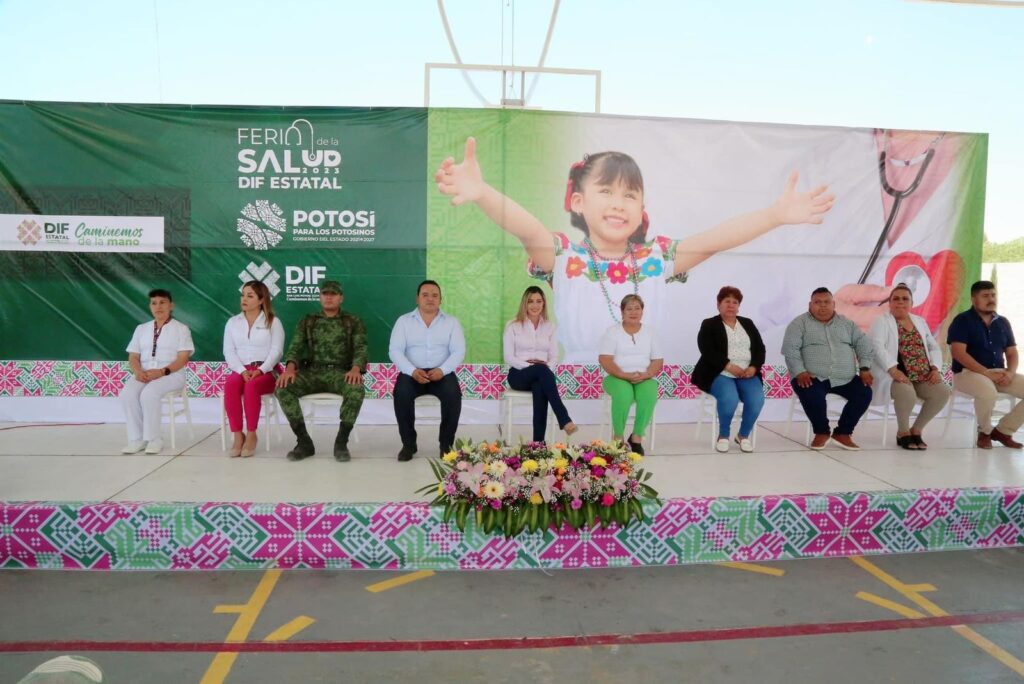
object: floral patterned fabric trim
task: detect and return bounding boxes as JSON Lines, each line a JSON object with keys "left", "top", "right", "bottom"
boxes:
{"left": 2, "top": 487, "right": 1021, "bottom": 570}
{"left": 0, "top": 361, "right": 956, "bottom": 400}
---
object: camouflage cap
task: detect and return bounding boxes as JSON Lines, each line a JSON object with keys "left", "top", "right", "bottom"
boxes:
{"left": 319, "top": 280, "right": 343, "bottom": 295}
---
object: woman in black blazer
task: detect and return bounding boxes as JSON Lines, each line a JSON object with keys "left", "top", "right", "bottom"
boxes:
{"left": 692, "top": 286, "right": 766, "bottom": 453}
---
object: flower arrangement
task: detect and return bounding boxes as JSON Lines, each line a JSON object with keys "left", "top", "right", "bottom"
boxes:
{"left": 417, "top": 438, "right": 660, "bottom": 537}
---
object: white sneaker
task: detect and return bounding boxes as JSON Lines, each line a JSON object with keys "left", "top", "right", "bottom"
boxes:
{"left": 145, "top": 438, "right": 164, "bottom": 454}
{"left": 735, "top": 436, "right": 754, "bottom": 453}
{"left": 121, "top": 441, "right": 146, "bottom": 454}
{"left": 715, "top": 438, "right": 729, "bottom": 453}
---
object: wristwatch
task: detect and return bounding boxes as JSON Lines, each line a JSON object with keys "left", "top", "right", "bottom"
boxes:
{"left": 163, "top": 367, "right": 171, "bottom": 376}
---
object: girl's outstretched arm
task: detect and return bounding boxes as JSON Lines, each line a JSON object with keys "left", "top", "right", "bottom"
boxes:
{"left": 674, "top": 171, "right": 834, "bottom": 274}
{"left": 436, "top": 137, "right": 556, "bottom": 273}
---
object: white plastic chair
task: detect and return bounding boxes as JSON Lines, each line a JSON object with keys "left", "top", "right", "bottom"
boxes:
{"left": 297, "top": 393, "right": 360, "bottom": 443}
{"left": 161, "top": 385, "right": 194, "bottom": 450}
{"left": 785, "top": 394, "right": 846, "bottom": 446}
{"left": 695, "top": 392, "right": 759, "bottom": 450}
{"left": 220, "top": 393, "right": 284, "bottom": 452}
{"left": 941, "top": 388, "right": 1016, "bottom": 439}
{"left": 500, "top": 389, "right": 556, "bottom": 442}
{"left": 414, "top": 394, "right": 443, "bottom": 426}
{"left": 600, "top": 394, "right": 657, "bottom": 451}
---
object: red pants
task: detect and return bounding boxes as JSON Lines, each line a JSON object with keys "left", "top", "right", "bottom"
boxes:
{"left": 224, "top": 369, "right": 278, "bottom": 432}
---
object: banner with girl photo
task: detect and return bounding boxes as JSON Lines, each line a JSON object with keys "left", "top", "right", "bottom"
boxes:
{"left": 428, "top": 108, "right": 986, "bottom": 366}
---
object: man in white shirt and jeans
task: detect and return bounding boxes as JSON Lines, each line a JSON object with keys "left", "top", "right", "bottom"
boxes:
{"left": 120, "top": 289, "right": 194, "bottom": 454}
{"left": 389, "top": 280, "right": 465, "bottom": 461}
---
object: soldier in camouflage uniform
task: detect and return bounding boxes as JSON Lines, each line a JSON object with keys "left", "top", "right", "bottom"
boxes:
{"left": 275, "top": 280, "right": 367, "bottom": 462}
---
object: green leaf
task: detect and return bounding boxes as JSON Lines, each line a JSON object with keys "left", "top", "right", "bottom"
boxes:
{"left": 584, "top": 502, "right": 597, "bottom": 529}
{"left": 455, "top": 502, "right": 469, "bottom": 531}
{"left": 541, "top": 505, "right": 551, "bottom": 532}
{"left": 529, "top": 504, "right": 540, "bottom": 532}
{"left": 630, "top": 497, "right": 645, "bottom": 522}
{"left": 443, "top": 501, "right": 454, "bottom": 524}
{"left": 514, "top": 509, "right": 529, "bottom": 536}
{"left": 504, "top": 506, "right": 514, "bottom": 537}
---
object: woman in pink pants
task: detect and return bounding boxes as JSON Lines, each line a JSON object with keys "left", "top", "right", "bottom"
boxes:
{"left": 223, "top": 281, "right": 285, "bottom": 457}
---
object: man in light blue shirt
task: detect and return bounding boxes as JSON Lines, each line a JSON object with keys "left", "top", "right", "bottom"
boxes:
{"left": 782, "top": 287, "right": 874, "bottom": 451}
{"left": 389, "top": 280, "right": 466, "bottom": 461}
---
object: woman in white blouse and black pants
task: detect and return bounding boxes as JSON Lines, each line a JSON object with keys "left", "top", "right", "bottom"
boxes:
{"left": 503, "top": 287, "right": 577, "bottom": 443}
{"left": 223, "top": 281, "right": 285, "bottom": 457}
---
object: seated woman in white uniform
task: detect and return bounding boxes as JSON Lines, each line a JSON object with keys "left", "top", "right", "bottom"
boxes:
{"left": 119, "top": 289, "right": 194, "bottom": 455}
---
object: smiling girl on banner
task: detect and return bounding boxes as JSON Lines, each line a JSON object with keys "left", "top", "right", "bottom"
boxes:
{"left": 435, "top": 137, "right": 834, "bottom": 363}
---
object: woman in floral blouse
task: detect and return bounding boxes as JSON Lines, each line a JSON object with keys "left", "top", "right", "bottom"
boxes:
{"left": 869, "top": 283, "right": 950, "bottom": 449}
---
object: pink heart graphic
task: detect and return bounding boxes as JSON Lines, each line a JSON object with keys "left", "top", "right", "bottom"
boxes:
{"left": 886, "top": 250, "right": 965, "bottom": 331}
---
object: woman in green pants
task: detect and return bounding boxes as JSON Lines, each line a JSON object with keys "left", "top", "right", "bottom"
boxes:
{"left": 598, "top": 294, "right": 664, "bottom": 455}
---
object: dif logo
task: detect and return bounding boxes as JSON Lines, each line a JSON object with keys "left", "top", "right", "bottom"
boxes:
{"left": 45, "top": 222, "right": 71, "bottom": 241}
{"left": 286, "top": 266, "right": 326, "bottom": 289}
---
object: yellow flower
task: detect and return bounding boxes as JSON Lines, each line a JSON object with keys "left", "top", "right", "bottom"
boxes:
{"left": 628, "top": 452, "right": 643, "bottom": 462}
{"left": 553, "top": 457, "right": 569, "bottom": 470}
{"left": 529, "top": 492, "right": 543, "bottom": 505}
{"left": 521, "top": 459, "right": 539, "bottom": 473}
{"left": 437, "top": 482, "right": 444, "bottom": 495}
{"left": 442, "top": 450, "right": 459, "bottom": 463}
{"left": 591, "top": 439, "right": 605, "bottom": 447}
{"left": 483, "top": 481, "right": 506, "bottom": 499}
{"left": 590, "top": 456, "right": 607, "bottom": 467}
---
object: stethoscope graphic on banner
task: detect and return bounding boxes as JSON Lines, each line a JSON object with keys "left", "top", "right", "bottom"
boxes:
{"left": 857, "top": 132, "right": 946, "bottom": 301}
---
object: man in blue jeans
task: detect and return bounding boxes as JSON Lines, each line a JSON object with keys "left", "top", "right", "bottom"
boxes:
{"left": 782, "top": 287, "right": 875, "bottom": 450}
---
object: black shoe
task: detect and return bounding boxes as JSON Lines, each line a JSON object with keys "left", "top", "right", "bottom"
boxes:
{"left": 287, "top": 439, "right": 315, "bottom": 461}
{"left": 334, "top": 424, "right": 353, "bottom": 462}
{"left": 440, "top": 444, "right": 454, "bottom": 458}
{"left": 397, "top": 445, "right": 416, "bottom": 462}
{"left": 896, "top": 435, "right": 918, "bottom": 450}
{"left": 286, "top": 423, "right": 315, "bottom": 461}
{"left": 627, "top": 435, "right": 645, "bottom": 456}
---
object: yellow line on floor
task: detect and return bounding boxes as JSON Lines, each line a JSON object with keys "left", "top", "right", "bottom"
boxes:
{"left": 200, "top": 569, "right": 282, "bottom": 684}
{"left": 366, "top": 570, "right": 436, "bottom": 593}
{"left": 952, "top": 625, "right": 1024, "bottom": 677}
{"left": 855, "top": 591, "right": 926, "bottom": 620}
{"left": 264, "top": 616, "right": 316, "bottom": 642}
{"left": 719, "top": 562, "right": 785, "bottom": 577}
{"left": 851, "top": 556, "right": 1024, "bottom": 679}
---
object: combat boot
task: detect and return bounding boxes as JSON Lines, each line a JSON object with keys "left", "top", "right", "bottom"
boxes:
{"left": 334, "top": 423, "right": 354, "bottom": 462}
{"left": 286, "top": 422, "right": 315, "bottom": 461}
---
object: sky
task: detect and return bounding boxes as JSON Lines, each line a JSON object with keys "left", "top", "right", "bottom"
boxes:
{"left": 1, "top": 0, "right": 1021, "bottom": 241}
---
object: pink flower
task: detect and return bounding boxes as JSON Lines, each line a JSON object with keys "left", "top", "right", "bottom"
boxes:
{"left": 444, "top": 483, "right": 457, "bottom": 495}
{"left": 601, "top": 493, "right": 616, "bottom": 507}
{"left": 571, "top": 498, "right": 583, "bottom": 510}
{"left": 489, "top": 499, "right": 503, "bottom": 510}
{"left": 591, "top": 466, "right": 606, "bottom": 477}
{"left": 606, "top": 262, "right": 629, "bottom": 284}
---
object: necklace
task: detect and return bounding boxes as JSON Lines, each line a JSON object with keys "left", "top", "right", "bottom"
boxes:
{"left": 583, "top": 238, "right": 639, "bottom": 324}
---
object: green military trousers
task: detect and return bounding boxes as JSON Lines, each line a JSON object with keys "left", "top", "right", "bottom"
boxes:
{"left": 276, "top": 368, "right": 366, "bottom": 427}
